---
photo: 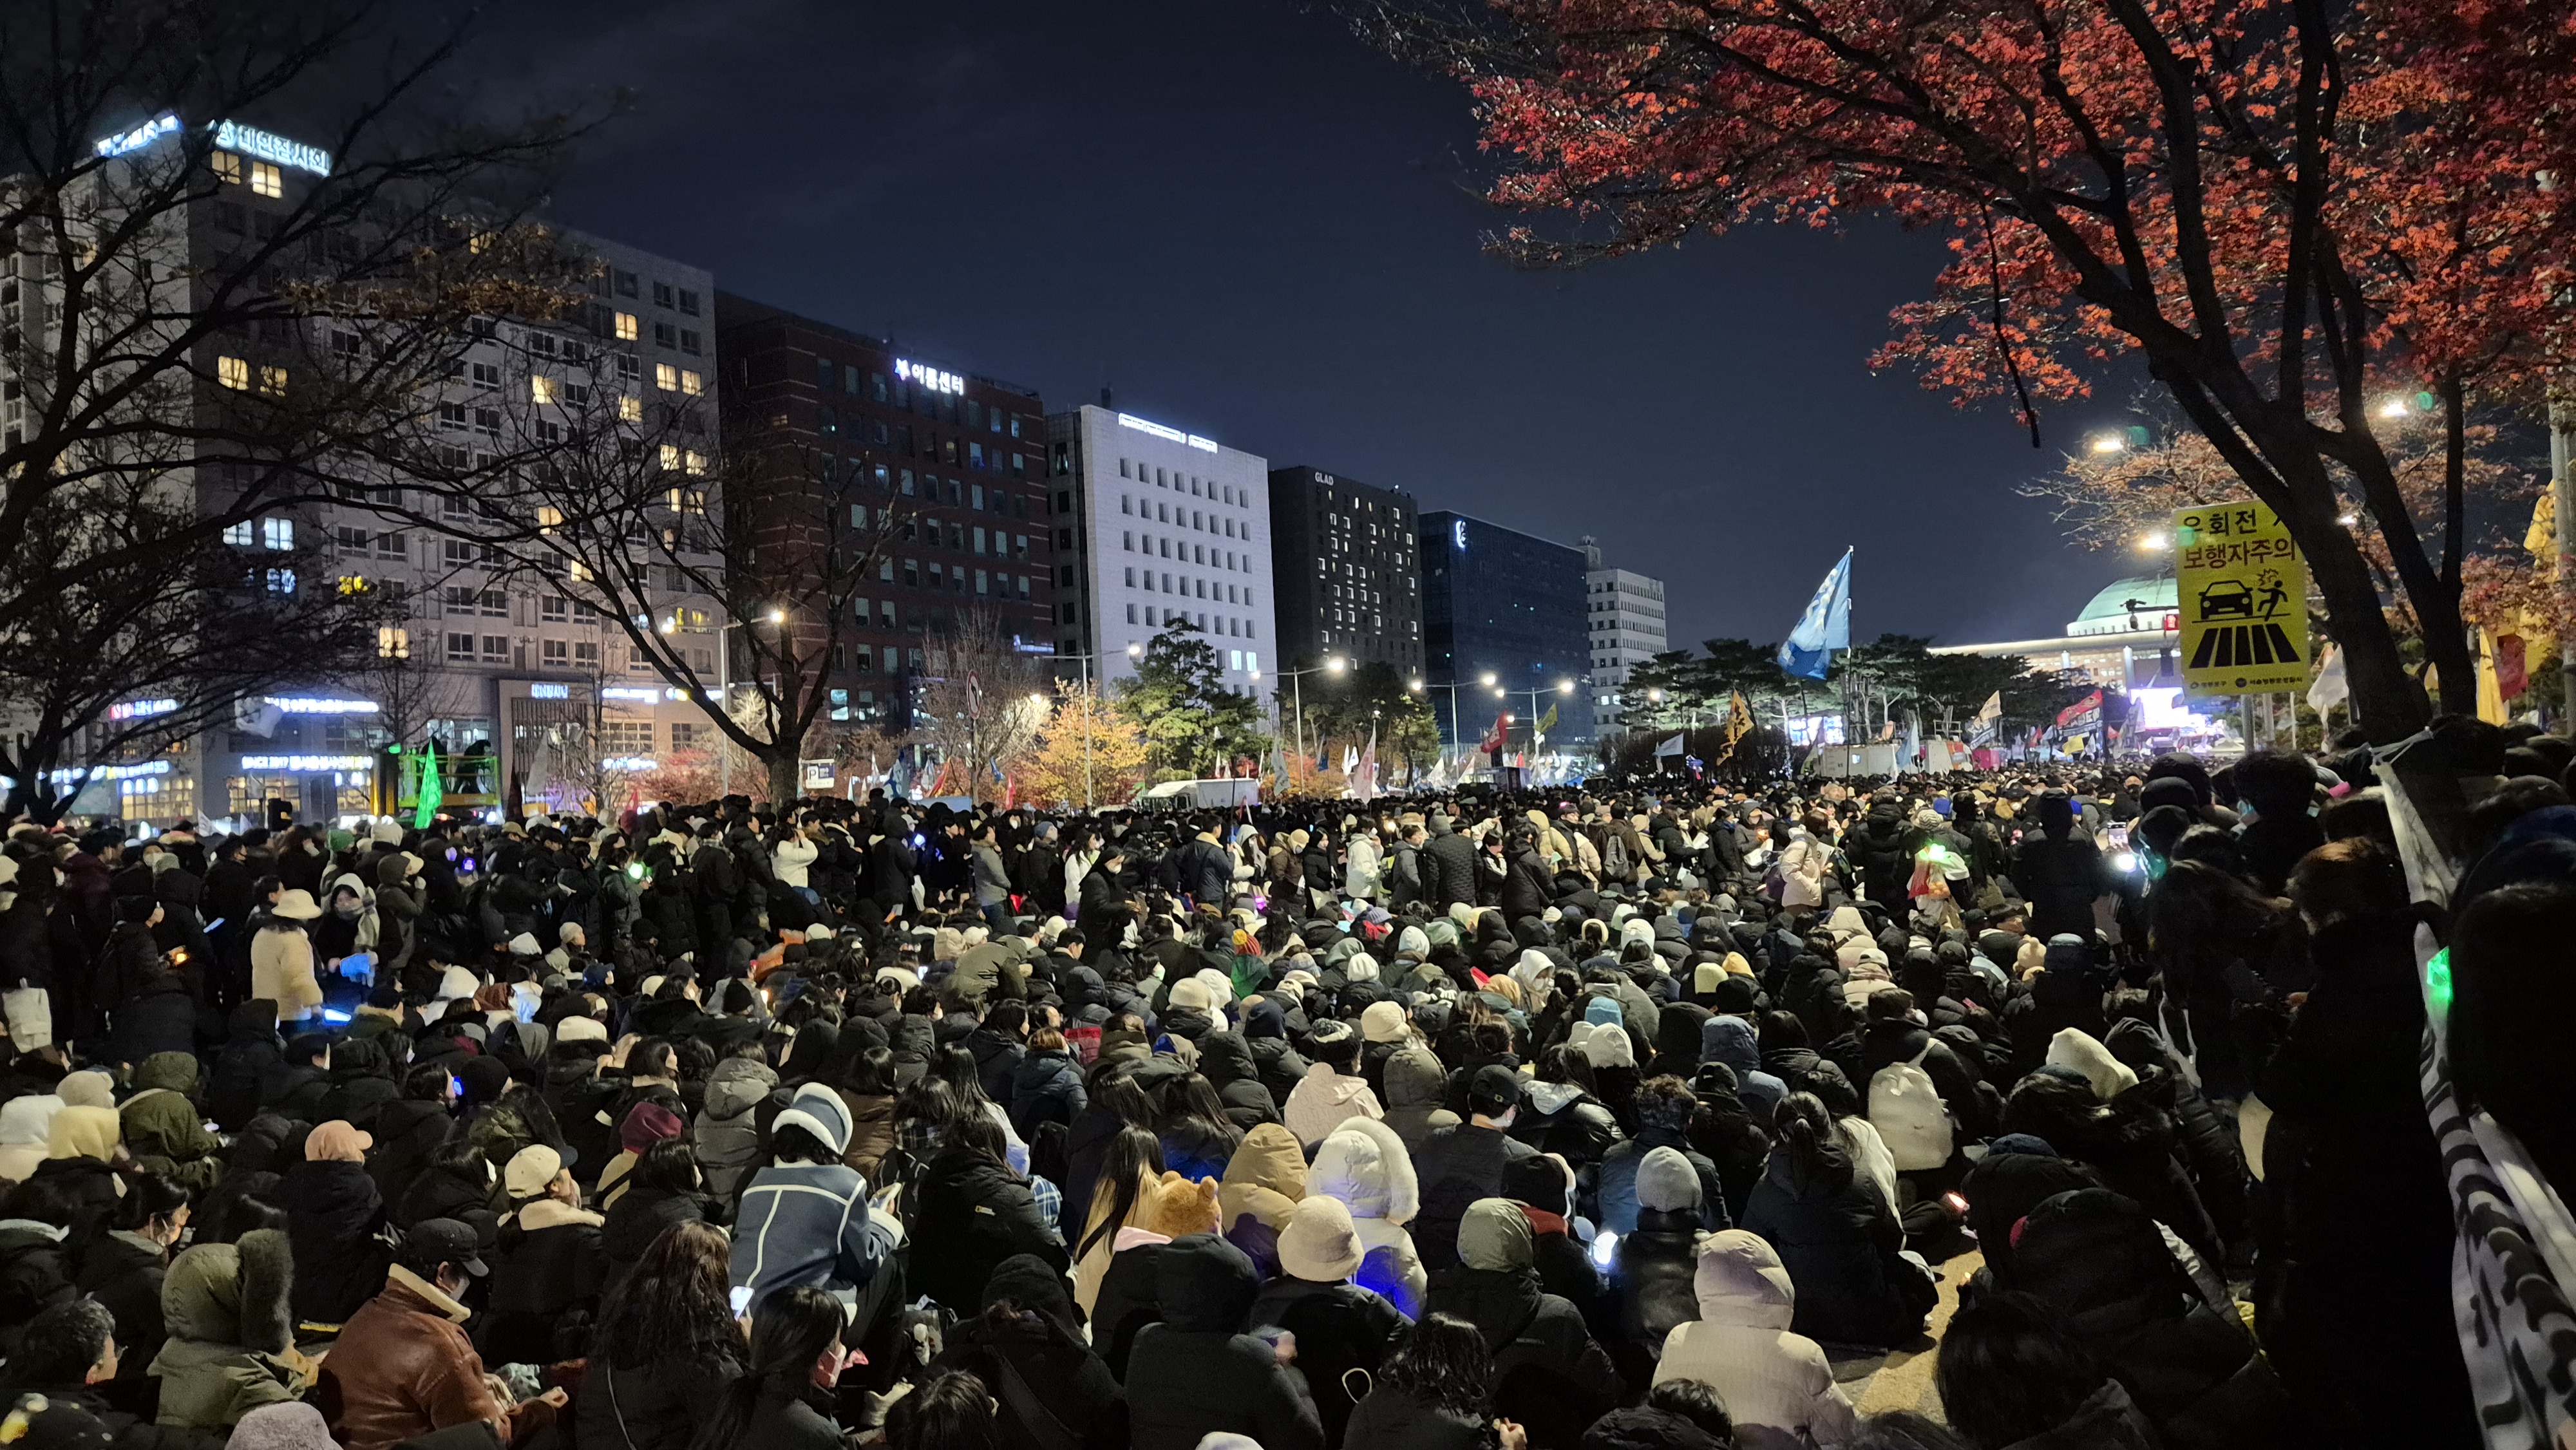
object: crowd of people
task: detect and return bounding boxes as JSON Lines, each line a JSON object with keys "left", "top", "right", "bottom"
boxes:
{"left": 4, "top": 711, "right": 2566, "bottom": 1450}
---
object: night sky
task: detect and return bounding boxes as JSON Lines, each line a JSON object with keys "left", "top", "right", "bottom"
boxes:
{"left": 470, "top": 0, "right": 2147, "bottom": 653}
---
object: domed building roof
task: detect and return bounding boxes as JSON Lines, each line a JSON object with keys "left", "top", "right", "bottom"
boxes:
{"left": 2067, "top": 576, "right": 2176, "bottom": 637}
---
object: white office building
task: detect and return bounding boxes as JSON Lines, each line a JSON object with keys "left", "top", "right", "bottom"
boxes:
{"left": 1582, "top": 538, "right": 1668, "bottom": 730}
{"left": 1044, "top": 403, "right": 1275, "bottom": 690}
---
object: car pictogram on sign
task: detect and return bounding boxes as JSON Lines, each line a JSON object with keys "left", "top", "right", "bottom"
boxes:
{"left": 2197, "top": 580, "right": 2255, "bottom": 620}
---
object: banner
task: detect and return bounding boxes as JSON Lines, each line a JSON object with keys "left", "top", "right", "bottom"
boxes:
{"left": 2175, "top": 501, "right": 2307, "bottom": 695}
{"left": 1777, "top": 547, "right": 1853, "bottom": 681}
{"left": 1480, "top": 712, "right": 1509, "bottom": 754}
{"left": 2306, "top": 643, "right": 2348, "bottom": 713}
{"left": 1654, "top": 733, "right": 1685, "bottom": 758}
{"left": 2056, "top": 688, "right": 2103, "bottom": 731}
{"left": 1973, "top": 690, "right": 2003, "bottom": 726}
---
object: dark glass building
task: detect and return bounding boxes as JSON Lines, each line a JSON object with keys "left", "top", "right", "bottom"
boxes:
{"left": 1417, "top": 511, "right": 1591, "bottom": 748}
{"left": 1265, "top": 464, "right": 1423, "bottom": 672}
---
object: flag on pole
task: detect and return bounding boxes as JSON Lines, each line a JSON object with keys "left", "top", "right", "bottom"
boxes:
{"left": 1973, "top": 691, "right": 2003, "bottom": 725}
{"left": 1654, "top": 733, "right": 1685, "bottom": 758}
{"left": 1480, "top": 712, "right": 1509, "bottom": 754}
{"left": 1777, "top": 547, "right": 1853, "bottom": 680}
{"left": 1353, "top": 739, "right": 1378, "bottom": 802}
{"left": 1341, "top": 744, "right": 1358, "bottom": 776}
{"left": 1535, "top": 703, "right": 1557, "bottom": 745}
{"left": 2306, "top": 643, "right": 2349, "bottom": 713}
{"left": 412, "top": 739, "right": 443, "bottom": 829}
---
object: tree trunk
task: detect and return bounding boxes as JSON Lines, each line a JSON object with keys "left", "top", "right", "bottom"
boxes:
{"left": 2305, "top": 518, "right": 2429, "bottom": 740}
{"left": 766, "top": 750, "right": 799, "bottom": 809}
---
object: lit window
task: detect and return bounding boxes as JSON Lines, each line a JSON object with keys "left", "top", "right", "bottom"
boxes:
{"left": 377, "top": 626, "right": 409, "bottom": 659}
{"left": 536, "top": 505, "right": 562, "bottom": 534}
{"left": 616, "top": 395, "right": 641, "bottom": 423}
{"left": 264, "top": 567, "right": 296, "bottom": 595}
{"left": 531, "top": 376, "right": 556, "bottom": 404}
{"left": 249, "top": 162, "right": 282, "bottom": 198}
{"left": 216, "top": 355, "right": 249, "bottom": 390}
{"left": 654, "top": 363, "right": 677, "bottom": 391}
{"left": 261, "top": 517, "right": 294, "bottom": 551}
{"left": 258, "top": 366, "right": 287, "bottom": 396}
{"left": 614, "top": 312, "right": 638, "bottom": 341}
{"left": 211, "top": 151, "right": 243, "bottom": 185}
{"left": 683, "top": 450, "right": 706, "bottom": 476}
{"left": 679, "top": 370, "right": 702, "bottom": 397}
{"left": 222, "top": 521, "right": 253, "bottom": 546}
{"left": 658, "top": 444, "right": 681, "bottom": 471}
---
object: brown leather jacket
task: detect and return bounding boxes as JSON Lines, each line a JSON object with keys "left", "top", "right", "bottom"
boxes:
{"left": 326, "top": 1267, "right": 545, "bottom": 1450}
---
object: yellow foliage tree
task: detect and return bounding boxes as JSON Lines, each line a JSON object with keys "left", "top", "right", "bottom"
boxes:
{"left": 1013, "top": 683, "right": 1150, "bottom": 809}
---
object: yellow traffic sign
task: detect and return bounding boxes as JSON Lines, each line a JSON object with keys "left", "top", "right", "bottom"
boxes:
{"left": 2175, "top": 502, "right": 2306, "bottom": 695}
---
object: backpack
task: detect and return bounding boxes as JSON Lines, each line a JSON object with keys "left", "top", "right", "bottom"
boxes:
{"left": 1868, "top": 1045, "right": 1955, "bottom": 1172}
{"left": 1601, "top": 831, "right": 1631, "bottom": 881}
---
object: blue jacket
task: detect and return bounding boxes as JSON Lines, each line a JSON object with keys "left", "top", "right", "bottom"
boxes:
{"left": 730, "top": 1161, "right": 886, "bottom": 1313}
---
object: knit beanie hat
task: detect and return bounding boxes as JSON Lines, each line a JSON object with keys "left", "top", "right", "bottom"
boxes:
{"left": 774, "top": 1082, "right": 854, "bottom": 1158}
{"left": 1167, "top": 977, "right": 1215, "bottom": 1013}
{"left": 1359, "top": 1001, "right": 1408, "bottom": 1044}
{"left": 1276, "top": 1194, "right": 1365, "bottom": 1283}
{"left": 1584, "top": 995, "right": 1624, "bottom": 1030}
{"left": 620, "top": 1100, "right": 685, "bottom": 1154}
{"left": 2045, "top": 1027, "right": 2141, "bottom": 1100}
{"left": 1309, "top": 1019, "right": 1359, "bottom": 1071}
{"left": 1636, "top": 1145, "right": 1702, "bottom": 1213}
{"left": 1583, "top": 1024, "right": 1636, "bottom": 1070}
{"left": 1343, "top": 953, "right": 1379, "bottom": 983}
{"left": 227, "top": 1403, "right": 337, "bottom": 1450}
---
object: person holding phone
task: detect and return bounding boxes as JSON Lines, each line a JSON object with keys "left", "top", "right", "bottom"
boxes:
{"left": 328, "top": 1219, "right": 567, "bottom": 1450}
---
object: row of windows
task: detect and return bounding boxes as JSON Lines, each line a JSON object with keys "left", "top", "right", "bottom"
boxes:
{"left": 875, "top": 556, "right": 1036, "bottom": 599}
{"left": 1119, "top": 493, "right": 1255, "bottom": 543}
{"left": 809, "top": 357, "right": 1032, "bottom": 438}
{"left": 1119, "top": 602, "right": 1258, "bottom": 645}
{"left": 1117, "top": 458, "right": 1251, "bottom": 509}
{"left": 1118, "top": 566, "right": 1256, "bottom": 612}
{"left": 1119, "top": 530, "right": 1253, "bottom": 573}
{"left": 594, "top": 268, "right": 702, "bottom": 317}
{"left": 899, "top": 518, "right": 1029, "bottom": 558}
{"left": 814, "top": 409, "right": 1027, "bottom": 476}
{"left": 209, "top": 149, "right": 284, "bottom": 198}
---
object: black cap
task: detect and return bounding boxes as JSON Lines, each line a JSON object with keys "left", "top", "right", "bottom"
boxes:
{"left": 407, "top": 1218, "right": 488, "bottom": 1276}
{"left": 1469, "top": 1064, "right": 1522, "bottom": 1115}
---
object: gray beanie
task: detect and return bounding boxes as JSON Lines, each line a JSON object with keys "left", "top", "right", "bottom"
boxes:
{"left": 1636, "top": 1145, "right": 1703, "bottom": 1214}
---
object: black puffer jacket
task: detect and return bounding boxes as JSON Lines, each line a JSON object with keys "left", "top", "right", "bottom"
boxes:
{"left": 2014, "top": 1188, "right": 2298, "bottom": 1450}
{"left": 1852, "top": 804, "right": 1913, "bottom": 914}
{"left": 1609, "top": 1206, "right": 1701, "bottom": 1368}
{"left": 931, "top": 1254, "right": 1127, "bottom": 1450}
{"left": 1738, "top": 1142, "right": 1933, "bottom": 1349}
{"left": 1424, "top": 1265, "right": 1620, "bottom": 1450}
{"left": 1421, "top": 822, "right": 1479, "bottom": 910}
{"left": 574, "top": 1343, "right": 743, "bottom": 1450}
{"left": 907, "top": 1145, "right": 1067, "bottom": 1314}
{"left": 2105, "top": 1019, "right": 2246, "bottom": 1245}
{"left": 1008, "top": 1048, "right": 1085, "bottom": 1141}
{"left": 1124, "top": 1234, "right": 1323, "bottom": 1450}
{"left": 276, "top": 1158, "right": 392, "bottom": 1327}
{"left": 598, "top": 1186, "right": 711, "bottom": 1299}
{"left": 206, "top": 1002, "right": 283, "bottom": 1132}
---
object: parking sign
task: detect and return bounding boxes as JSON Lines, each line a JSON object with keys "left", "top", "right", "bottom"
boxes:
{"left": 2175, "top": 501, "right": 2307, "bottom": 696}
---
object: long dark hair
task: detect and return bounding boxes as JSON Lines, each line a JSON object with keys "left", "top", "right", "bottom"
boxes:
{"left": 596, "top": 1221, "right": 738, "bottom": 1369}
{"left": 884, "top": 1370, "right": 998, "bottom": 1450}
{"left": 933, "top": 1046, "right": 993, "bottom": 1113}
{"left": 1375, "top": 1312, "right": 1493, "bottom": 1419}
{"left": 688, "top": 1286, "right": 845, "bottom": 1450}
{"left": 1772, "top": 1090, "right": 1841, "bottom": 1191}
{"left": 1933, "top": 1290, "right": 2110, "bottom": 1449}
{"left": 1075, "top": 1125, "right": 1165, "bottom": 1261}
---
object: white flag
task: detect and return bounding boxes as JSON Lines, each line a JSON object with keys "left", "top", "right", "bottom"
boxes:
{"left": 2306, "top": 643, "right": 2349, "bottom": 713}
{"left": 1654, "top": 733, "right": 1685, "bottom": 758}
{"left": 1973, "top": 691, "right": 2003, "bottom": 725}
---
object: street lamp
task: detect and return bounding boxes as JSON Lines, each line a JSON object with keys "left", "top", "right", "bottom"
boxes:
{"left": 1503, "top": 679, "right": 1578, "bottom": 755}
{"left": 2136, "top": 532, "right": 2170, "bottom": 552}
{"left": 1275, "top": 655, "right": 1346, "bottom": 774}
{"left": 1047, "top": 641, "right": 1146, "bottom": 808}
{"left": 2088, "top": 434, "right": 2126, "bottom": 455}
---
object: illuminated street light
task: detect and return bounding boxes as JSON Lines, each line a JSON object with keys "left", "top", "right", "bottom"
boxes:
{"left": 1327, "top": 656, "right": 1346, "bottom": 673}
{"left": 1557, "top": 680, "right": 1575, "bottom": 693}
{"left": 2088, "top": 435, "right": 2126, "bottom": 455}
{"left": 1125, "top": 642, "right": 1142, "bottom": 658}
{"left": 2337, "top": 513, "right": 2360, "bottom": 526}
{"left": 1479, "top": 672, "right": 1497, "bottom": 687}
{"left": 2136, "top": 533, "right": 2169, "bottom": 551}
{"left": 2376, "top": 397, "right": 2410, "bottom": 420}
{"left": 766, "top": 608, "right": 786, "bottom": 625}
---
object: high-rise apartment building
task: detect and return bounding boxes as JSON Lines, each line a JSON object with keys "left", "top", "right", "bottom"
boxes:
{"left": 1582, "top": 538, "right": 1668, "bottom": 732}
{"left": 1264, "top": 466, "right": 1422, "bottom": 672}
{"left": 1044, "top": 404, "right": 1274, "bottom": 691}
{"left": 1417, "top": 512, "right": 1591, "bottom": 748}
{"left": 15, "top": 112, "right": 726, "bottom": 827}
{"left": 714, "top": 296, "right": 1053, "bottom": 731}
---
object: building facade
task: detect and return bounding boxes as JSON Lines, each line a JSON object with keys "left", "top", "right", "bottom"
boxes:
{"left": 1581, "top": 538, "right": 1668, "bottom": 732}
{"left": 19, "top": 113, "right": 728, "bottom": 828}
{"left": 1045, "top": 403, "right": 1274, "bottom": 691}
{"left": 1417, "top": 512, "right": 1591, "bottom": 748}
{"left": 714, "top": 296, "right": 1054, "bottom": 734}
{"left": 1264, "top": 465, "right": 1423, "bottom": 672}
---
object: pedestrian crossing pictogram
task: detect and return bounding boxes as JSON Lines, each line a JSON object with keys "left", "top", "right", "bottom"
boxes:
{"left": 2186, "top": 621, "right": 2302, "bottom": 670}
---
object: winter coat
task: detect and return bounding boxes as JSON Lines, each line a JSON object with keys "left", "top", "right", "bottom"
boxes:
{"left": 1197, "top": 1031, "right": 1284, "bottom": 1131}
{"left": 1124, "top": 1233, "right": 1324, "bottom": 1450}
{"left": 574, "top": 1345, "right": 743, "bottom": 1450}
{"left": 1009, "top": 1047, "right": 1087, "bottom": 1141}
{"left": 1425, "top": 1265, "right": 1620, "bottom": 1450}
{"left": 1500, "top": 849, "right": 1554, "bottom": 921}
{"left": 1421, "top": 823, "right": 1479, "bottom": 910}
{"left": 965, "top": 1026, "right": 1026, "bottom": 1108}
{"left": 1595, "top": 1131, "right": 1728, "bottom": 1238}
{"left": 483, "top": 1198, "right": 606, "bottom": 1365}
{"left": 108, "top": 975, "right": 198, "bottom": 1069}
{"left": 1412, "top": 1122, "right": 1537, "bottom": 1272}
{"left": 1510, "top": 1080, "right": 1622, "bottom": 1171}
{"left": 1653, "top": 1230, "right": 1857, "bottom": 1450}
{"left": 729, "top": 1160, "right": 887, "bottom": 1314}
{"left": 328, "top": 1267, "right": 530, "bottom": 1450}
{"left": 77, "top": 1229, "right": 173, "bottom": 1403}
{"left": 1381, "top": 1046, "right": 1461, "bottom": 1153}
{"left": 598, "top": 1187, "right": 710, "bottom": 1300}
{"left": 207, "top": 1003, "right": 284, "bottom": 1133}
{"left": 149, "top": 1231, "right": 305, "bottom": 1429}
{"left": 278, "top": 1158, "right": 393, "bottom": 1328}
{"left": 690, "top": 1056, "right": 777, "bottom": 1201}
{"left": 1307, "top": 1118, "right": 1428, "bottom": 1320}
{"left": 371, "top": 865, "right": 422, "bottom": 979}
{"left": 249, "top": 925, "right": 323, "bottom": 1022}
{"left": 828, "top": 1089, "right": 898, "bottom": 1182}
{"left": 1243, "top": 1275, "right": 1407, "bottom": 1446}
{"left": 119, "top": 1055, "right": 223, "bottom": 1194}
{"left": 1611, "top": 1206, "right": 1703, "bottom": 1365}
{"left": 366, "top": 1098, "right": 454, "bottom": 1206}
{"left": 1342, "top": 1388, "right": 1488, "bottom": 1450}
{"left": 1997, "top": 1381, "right": 2162, "bottom": 1450}
{"left": 0, "top": 1217, "right": 75, "bottom": 1348}
{"left": 1283, "top": 1062, "right": 1383, "bottom": 1147}
{"left": 909, "top": 1145, "right": 1068, "bottom": 1313}
{"left": 1738, "top": 1142, "right": 1932, "bottom": 1349}
{"left": 1217, "top": 1124, "right": 1306, "bottom": 1281}
{"left": 2012, "top": 1187, "right": 2295, "bottom": 1450}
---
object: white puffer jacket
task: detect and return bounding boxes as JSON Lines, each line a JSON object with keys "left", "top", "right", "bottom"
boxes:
{"left": 1655, "top": 1230, "right": 1859, "bottom": 1450}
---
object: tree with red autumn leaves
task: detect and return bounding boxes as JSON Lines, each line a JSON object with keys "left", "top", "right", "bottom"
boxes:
{"left": 1371, "top": 0, "right": 2576, "bottom": 737}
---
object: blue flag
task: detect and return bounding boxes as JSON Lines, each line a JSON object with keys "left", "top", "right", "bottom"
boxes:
{"left": 1777, "top": 547, "right": 1853, "bottom": 680}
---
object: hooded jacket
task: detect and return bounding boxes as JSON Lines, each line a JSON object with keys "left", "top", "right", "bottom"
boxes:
{"left": 1283, "top": 1060, "right": 1383, "bottom": 1147}
{"left": 1307, "top": 1117, "right": 1427, "bottom": 1319}
{"left": 1653, "top": 1230, "right": 1857, "bottom": 1450}
{"left": 907, "top": 1144, "right": 1068, "bottom": 1313}
{"left": 1217, "top": 1124, "right": 1305, "bottom": 1280}
{"left": 278, "top": 1156, "right": 393, "bottom": 1328}
{"left": 207, "top": 1003, "right": 284, "bottom": 1133}
{"left": 689, "top": 1055, "right": 777, "bottom": 1200}
{"left": 121, "top": 1053, "right": 224, "bottom": 1194}
{"left": 1738, "top": 1136, "right": 1933, "bottom": 1350}
{"left": 1379, "top": 1046, "right": 1461, "bottom": 1153}
{"left": 149, "top": 1231, "right": 306, "bottom": 1429}
{"left": 730, "top": 1085, "right": 889, "bottom": 1313}
{"left": 1008, "top": 1046, "right": 1086, "bottom": 1140}
{"left": 1423, "top": 1200, "right": 1620, "bottom": 1450}
{"left": 1197, "top": 1031, "right": 1283, "bottom": 1131}
{"left": 1124, "top": 1233, "right": 1324, "bottom": 1450}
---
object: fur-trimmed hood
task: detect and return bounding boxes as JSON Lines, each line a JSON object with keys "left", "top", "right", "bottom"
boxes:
{"left": 162, "top": 1227, "right": 294, "bottom": 1353}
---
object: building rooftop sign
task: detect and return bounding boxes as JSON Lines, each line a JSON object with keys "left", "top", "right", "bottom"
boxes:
{"left": 93, "top": 113, "right": 180, "bottom": 160}
{"left": 1117, "top": 411, "right": 1219, "bottom": 454}
{"left": 895, "top": 359, "right": 962, "bottom": 395}
{"left": 212, "top": 118, "right": 332, "bottom": 178}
